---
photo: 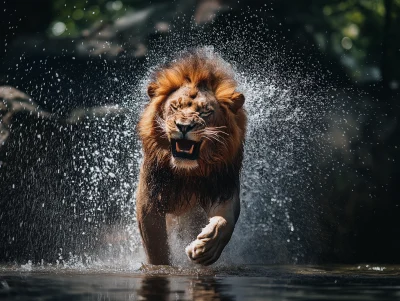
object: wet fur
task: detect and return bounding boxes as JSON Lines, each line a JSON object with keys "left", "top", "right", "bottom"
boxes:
{"left": 143, "top": 161, "right": 241, "bottom": 213}
{"left": 138, "top": 50, "right": 246, "bottom": 211}
{"left": 137, "top": 49, "right": 246, "bottom": 264}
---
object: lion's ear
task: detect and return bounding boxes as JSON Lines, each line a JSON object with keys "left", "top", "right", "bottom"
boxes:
{"left": 147, "top": 82, "right": 158, "bottom": 99}
{"left": 230, "top": 92, "right": 245, "bottom": 113}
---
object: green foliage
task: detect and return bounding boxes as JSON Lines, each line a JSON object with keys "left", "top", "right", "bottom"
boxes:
{"left": 321, "top": 0, "right": 385, "bottom": 81}
{"left": 48, "top": 0, "right": 400, "bottom": 85}
{"left": 290, "top": 0, "right": 399, "bottom": 84}
{"left": 48, "top": 0, "right": 146, "bottom": 37}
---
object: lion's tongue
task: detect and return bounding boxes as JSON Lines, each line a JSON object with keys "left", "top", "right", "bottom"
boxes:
{"left": 176, "top": 140, "right": 195, "bottom": 154}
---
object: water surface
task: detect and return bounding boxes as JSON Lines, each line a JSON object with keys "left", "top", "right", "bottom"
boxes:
{"left": 1, "top": 264, "right": 400, "bottom": 300}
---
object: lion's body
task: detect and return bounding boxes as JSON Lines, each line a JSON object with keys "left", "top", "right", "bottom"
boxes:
{"left": 137, "top": 49, "right": 246, "bottom": 265}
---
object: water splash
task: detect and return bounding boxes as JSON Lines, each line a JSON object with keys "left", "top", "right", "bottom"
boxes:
{"left": 0, "top": 12, "right": 345, "bottom": 269}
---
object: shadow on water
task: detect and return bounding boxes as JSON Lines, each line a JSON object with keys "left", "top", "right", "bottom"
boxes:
{"left": 139, "top": 276, "right": 235, "bottom": 301}
{"left": 139, "top": 276, "right": 171, "bottom": 301}
{"left": 0, "top": 273, "right": 235, "bottom": 301}
{"left": 2, "top": 265, "right": 400, "bottom": 300}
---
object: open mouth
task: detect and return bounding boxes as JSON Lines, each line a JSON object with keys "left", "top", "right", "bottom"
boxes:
{"left": 171, "top": 139, "right": 201, "bottom": 160}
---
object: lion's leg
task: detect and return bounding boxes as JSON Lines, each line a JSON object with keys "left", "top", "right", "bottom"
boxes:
{"left": 185, "top": 192, "right": 240, "bottom": 266}
{"left": 137, "top": 187, "right": 169, "bottom": 265}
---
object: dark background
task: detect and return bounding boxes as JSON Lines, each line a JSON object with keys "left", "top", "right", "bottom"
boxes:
{"left": 0, "top": 0, "right": 399, "bottom": 264}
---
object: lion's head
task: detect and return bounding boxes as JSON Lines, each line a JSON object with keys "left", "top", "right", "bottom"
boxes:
{"left": 138, "top": 50, "right": 246, "bottom": 176}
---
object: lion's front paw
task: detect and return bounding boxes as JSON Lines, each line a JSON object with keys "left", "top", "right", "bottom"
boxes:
{"left": 185, "top": 217, "right": 233, "bottom": 266}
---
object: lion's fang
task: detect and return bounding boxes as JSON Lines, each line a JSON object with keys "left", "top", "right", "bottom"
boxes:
{"left": 176, "top": 142, "right": 194, "bottom": 154}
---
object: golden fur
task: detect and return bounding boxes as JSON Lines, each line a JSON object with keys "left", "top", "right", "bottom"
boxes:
{"left": 138, "top": 51, "right": 246, "bottom": 177}
{"left": 136, "top": 49, "right": 246, "bottom": 265}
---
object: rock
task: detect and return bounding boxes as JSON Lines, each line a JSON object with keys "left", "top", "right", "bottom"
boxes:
{"left": 0, "top": 86, "right": 52, "bottom": 147}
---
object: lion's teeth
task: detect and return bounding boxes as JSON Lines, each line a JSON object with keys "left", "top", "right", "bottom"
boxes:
{"left": 175, "top": 141, "right": 195, "bottom": 154}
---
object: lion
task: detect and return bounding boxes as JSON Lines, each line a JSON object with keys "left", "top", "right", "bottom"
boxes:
{"left": 136, "top": 49, "right": 246, "bottom": 266}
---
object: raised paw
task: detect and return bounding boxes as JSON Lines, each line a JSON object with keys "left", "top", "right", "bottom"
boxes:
{"left": 185, "top": 216, "right": 233, "bottom": 266}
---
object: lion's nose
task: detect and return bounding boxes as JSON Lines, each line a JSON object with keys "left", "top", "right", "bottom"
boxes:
{"left": 176, "top": 122, "right": 195, "bottom": 135}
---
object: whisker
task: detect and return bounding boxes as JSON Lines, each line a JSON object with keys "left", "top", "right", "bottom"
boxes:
{"left": 208, "top": 126, "right": 227, "bottom": 130}
{"left": 203, "top": 133, "right": 228, "bottom": 147}
{"left": 203, "top": 135, "right": 227, "bottom": 148}
{"left": 204, "top": 126, "right": 230, "bottom": 133}
{"left": 190, "top": 130, "right": 205, "bottom": 135}
{"left": 205, "top": 130, "right": 228, "bottom": 135}
{"left": 203, "top": 128, "right": 229, "bottom": 136}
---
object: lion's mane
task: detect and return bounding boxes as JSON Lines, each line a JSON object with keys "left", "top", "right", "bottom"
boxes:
{"left": 138, "top": 49, "right": 247, "bottom": 212}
